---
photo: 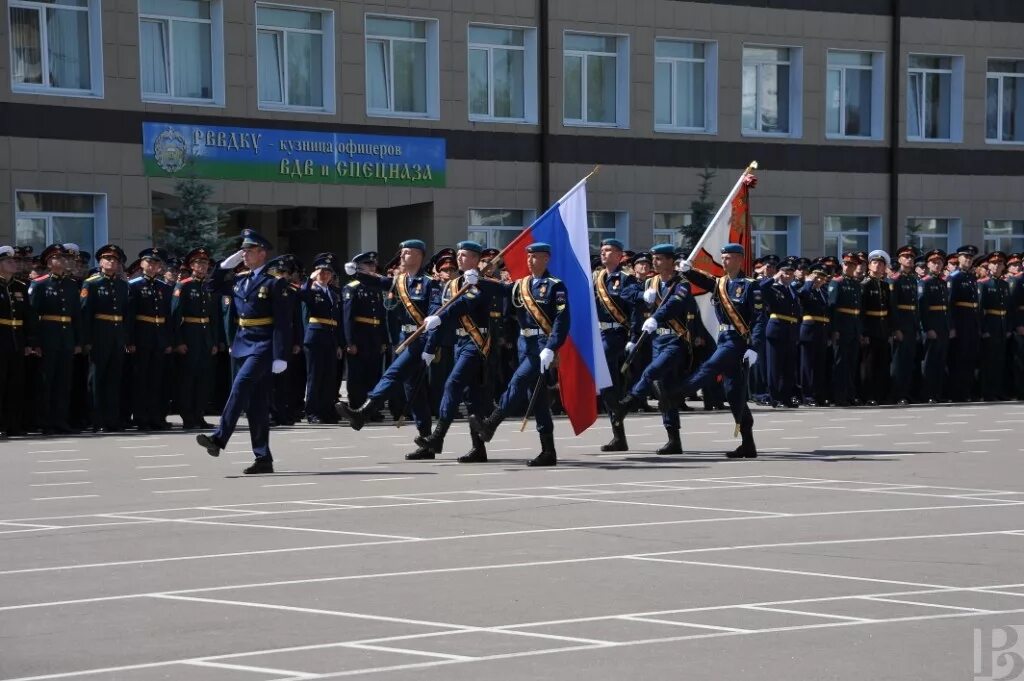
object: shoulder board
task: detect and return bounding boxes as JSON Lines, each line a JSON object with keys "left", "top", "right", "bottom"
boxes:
{"left": 547, "top": 277, "right": 562, "bottom": 284}
{"left": 745, "top": 277, "right": 756, "bottom": 283}
{"left": 33, "top": 274, "right": 50, "bottom": 282}
{"left": 129, "top": 276, "right": 144, "bottom": 284}
{"left": 289, "top": 282, "right": 300, "bottom": 290}
{"left": 346, "top": 280, "right": 361, "bottom": 288}
{"left": 979, "top": 277, "right": 990, "bottom": 283}
{"left": 831, "top": 276, "right": 842, "bottom": 282}
{"left": 85, "top": 274, "right": 103, "bottom": 283}
{"left": 236, "top": 270, "right": 251, "bottom": 277}
{"left": 179, "top": 277, "right": 193, "bottom": 285}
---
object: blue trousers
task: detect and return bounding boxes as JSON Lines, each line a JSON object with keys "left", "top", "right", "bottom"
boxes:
{"left": 600, "top": 329, "right": 627, "bottom": 414}
{"left": 678, "top": 333, "right": 753, "bottom": 431}
{"left": 214, "top": 353, "right": 272, "bottom": 459}
{"left": 629, "top": 337, "right": 689, "bottom": 429}
{"left": 498, "top": 336, "right": 553, "bottom": 434}
{"left": 438, "top": 339, "right": 487, "bottom": 424}
{"left": 369, "top": 337, "right": 431, "bottom": 433}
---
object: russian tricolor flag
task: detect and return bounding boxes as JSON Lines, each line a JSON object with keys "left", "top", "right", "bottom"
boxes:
{"left": 502, "top": 178, "right": 611, "bottom": 435}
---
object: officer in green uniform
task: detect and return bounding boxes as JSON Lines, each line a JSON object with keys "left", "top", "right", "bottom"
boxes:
{"left": 172, "top": 247, "right": 220, "bottom": 430}
{"left": 128, "top": 248, "right": 174, "bottom": 430}
{"left": 889, "top": 245, "right": 920, "bottom": 405}
{"left": 977, "top": 251, "right": 1011, "bottom": 401}
{"left": 0, "top": 245, "right": 36, "bottom": 439}
{"left": 918, "top": 249, "right": 950, "bottom": 403}
{"left": 827, "top": 252, "right": 864, "bottom": 406}
{"left": 81, "top": 244, "right": 130, "bottom": 432}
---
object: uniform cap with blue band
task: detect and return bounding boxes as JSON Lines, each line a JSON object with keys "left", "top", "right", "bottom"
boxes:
{"left": 240, "top": 228, "right": 273, "bottom": 250}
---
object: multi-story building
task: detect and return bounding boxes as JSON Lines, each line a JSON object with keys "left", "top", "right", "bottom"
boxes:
{"left": 2, "top": 0, "right": 1023, "bottom": 265}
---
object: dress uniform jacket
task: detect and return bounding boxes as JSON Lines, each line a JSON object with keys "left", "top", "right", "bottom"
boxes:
{"left": 172, "top": 276, "right": 219, "bottom": 428}
{"left": 947, "top": 268, "right": 980, "bottom": 401}
{"left": 128, "top": 275, "right": 173, "bottom": 429}
{"left": 860, "top": 276, "right": 892, "bottom": 404}
{"left": 917, "top": 273, "right": 950, "bottom": 401}
{"left": 889, "top": 271, "right": 919, "bottom": 401}
{"left": 0, "top": 273, "right": 35, "bottom": 435}
{"left": 977, "top": 274, "right": 1010, "bottom": 400}
{"left": 81, "top": 272, "right": 130, "bottom": 430}
{"left": 828, "top": 275, "right": 863, "bottom": 405}
{"left": 594, "top": 268, "right": 639, "bottom": 409}
{"left": 29, "top": 272, "right": 81, "bottom": 432}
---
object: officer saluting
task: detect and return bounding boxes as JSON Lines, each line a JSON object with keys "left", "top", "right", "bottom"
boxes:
{"left": 196, "top": 229, "right": 292, "bottom": 474}
{"left": 172, "top": 248, "right": 219, "bottom": 430}
{"left": 760, "top": 257, "right": 802, "bottom": 408}
{"left": 797, "top": 263, "right": 831, "bottom": 407}
{"left": 0, "top": 245, "right": 36, "bottom": 439}
{"left": 81, "top": 244, "right": 130, "bottom": 432}
{"left": 128, "top": 248, "right": 174, "bottom": 430}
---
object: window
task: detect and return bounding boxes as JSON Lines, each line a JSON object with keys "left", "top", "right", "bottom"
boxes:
{"left": 652, "top": 212, "right": 692, "bottom": 248}
{"left": 986, "top": 59, "right": 1024, "bottom": 143}
{"left": 9, "top": 0, "right": 102, "bottom": 96}
{"left": 586, "top": 211, "right": 628, "bottom": 253}
{"left": 655, "top": 39, "right": 717, "bottom": 133}
{"left": 752, "top": 215, "right": 800, "bottom": 257}
{"left": 984, "top": 220, "right": 1024, "bottom": 253}
{"left": 907, "top": 54, "right": 963, "bottom": 142}
{"left": 139, "top": 0, "right": 221, "bottom": 103}
{"left": 742, "top": 45, "right": 801, "bottom": 136}
{"left": 826, "top": 50, "right": 883, "bottom": 139}
{"left": 905, "top": 218, "right": 959, "bottom": 252}
{"left": 468, "top": 25, "right": 537, "bottom": 123}
{"left": 824, "top": 215, "right": 881, "bottom": 259}
{"left": 366, "top": 15, "right": 439, "bottom": 118}
{"left": 15, "top": 191, "right": 106, "bottom": 258}
{"left": 256, "top": 4, "right": 334, "bottom": 111}
{"left": 467, "top": 209, "right": 536, "bottom": 249}
{"left": 563, "top": 32, "right": 629, "bottom": 127}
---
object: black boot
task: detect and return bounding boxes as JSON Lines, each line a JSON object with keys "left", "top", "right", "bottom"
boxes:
{"left": 338, "top": 397, "right": 381, "bottom": 431}
{"left": 610, "top": 393, "right": 641, "bottom": 426}
{"left": 726, "top": 418, "right": 758, "bottom": 459}
{"left": 600, "top": 421, "right": 629, "bottom": 452}
{"left": 657, "top": 429, "right": 683, "bottom": 455}
{"left": 405, "top": 429, "right": 436, "bottom": 460}
{"left": 244, "top": 457, "right": 274, "bottom": 474}
{"left": 415, "top": 420, "right": 450, "bottom": 453}
{"left": 458, "top": 428, "right": 488, "bottom": 463}
{"left": 527, "top": 432, "right": 557, "bottom": 467}
{"left": 468, "top": 408, "right": 505, "bottom": 443}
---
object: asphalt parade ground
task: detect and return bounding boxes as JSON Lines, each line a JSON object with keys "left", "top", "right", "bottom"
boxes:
{"left": 2, "top": 403, "right": 1023, "bottom": 680}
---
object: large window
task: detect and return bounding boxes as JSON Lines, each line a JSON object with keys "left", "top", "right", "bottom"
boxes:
{"left": 824, "top": 215, "right": 881, "bottom": 259}
{"left": 366, "top": 15, "right": 438, "bottom": 118}
{"left": 652, "top": 212, "right": 692, "bottom": 248}
{"left": 468, "top": 25, "right": 536, "bottom": 123}
{"left": 15, "top": 192, "right": 105, "bottom": 258}
{"left": 467, "top": 209, "right": 536, "bottom": 249}
{"left": 587, "top": 211, "right": 628, "bottom": 253}
{"left": 826, "top": 50, "right": 883, "bottom": 139}
{"left": 139, "top": 0, "right": 220, "bottom": 103}
{"left": 986, "top": 59, "right": 1024, "bottom": 143}
{"left": 907, "top": 54, "right": 963, "bottom": 141}
{"left": 655, "top": 39, "right": 716, "bottom": 133}
{"left": 9, "top": 0, "right": 102, "bottom": 96}
{"left": 905, "top": 218, "right": 958, "bottom": 252}
{"left": 752, "top": 215, "right": 800, "bottom": 257}
{"left": 257, "top": 4, "right": 333, "bottom": 111}
{"left": 984, "top": 220, "right": 1024, "bottom": 253}
{"left": 563, "top": 32, "right": 629, "bottom": 127}
{"left": 742, "top": 46, "right": 801, "bottom": 136}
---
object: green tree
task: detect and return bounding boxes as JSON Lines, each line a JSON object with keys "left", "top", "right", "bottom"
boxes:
{"left": 159, "top": 174, "right": 235, "bottom": 259}
{"left": 685, "top": 165, "right": 717, "bottom": 251}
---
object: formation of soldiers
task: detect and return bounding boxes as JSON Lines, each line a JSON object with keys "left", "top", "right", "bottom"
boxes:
{"left": 2, "top": 233, "right": 1023, "bottom": 469}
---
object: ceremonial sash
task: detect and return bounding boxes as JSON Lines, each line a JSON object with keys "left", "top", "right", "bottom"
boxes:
{"left": 517, "top": 276, "right": 553, "bottom": 335}
{"left": 448, "top": 279, "right": 490, "bottom": 356}
{"left": 395, "top": 274, "right": 425, "bottom": 326}
{"left": 594, "top": 271, "right": 627, "bottom": 326}
{"left": 716, "top": 275, "right": 750, "bottom": 337}
{"left": 646, "top": 277, "right": 689, "bottom": 339}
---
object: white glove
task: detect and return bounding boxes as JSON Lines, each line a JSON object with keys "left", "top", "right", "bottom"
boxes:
{"left": 743, "top": 349, "right": 758, "bottom": 367}
{"left": 642, "top": 289, "right": 657, "bottom": 305}
{"left": 272, "top": 359, "right": 288, "bottom": 374}
{"left": 539, "top": 348, "right": 555, "bottom": 372}
{"left": 421, "top": 352, "right": 435, "bottom": 365}
{"left": 625, "top": 341, "right": 636, "bottom": 353}
{"left": 678, "top": 259, "right": 693, "bottom": 273}
{"left": 642, "top": 317, "right": 659, "bottom": 334}
{"left": 344, "top": 262, "right": 357, "bottom": 276}
{"left": 463, "top": 269, "right": 479, "bottom": 286}
{"left": 221, "top": 249, "right": 245, "bottom": 269}
{"left": 424, "top": 315, "right": 441, "bottom": 331}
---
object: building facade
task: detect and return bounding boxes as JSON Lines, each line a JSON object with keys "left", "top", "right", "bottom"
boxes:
{"left": 2, "top": 0, "right": 1024, "bottom": 266}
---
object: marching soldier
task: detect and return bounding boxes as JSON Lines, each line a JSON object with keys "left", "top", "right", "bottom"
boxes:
{"left": 196, "top": 229, "right": 292, "bottom": 474}
{"left": 947, "top": 245, "right": 980, "bottom": 401}
{"left": 890, "top": 245, "right": 920, "bottom": 405}
{"left": 299, "top": 253, "right": 344, "bottom": 425}
{"left": 469, "top": 243, "right": 569, "bottom": 467}
{"left": 81, "top": 244, "right": 130, "bottom": 432}
{"left": 797, "top": 263, "right": 831, "bottom": 406}
{"left": 0, "top": 245, "right": 36, "bottom": 439}
{"left": 128, "top": 248, "right": 174, "bottom": 430}
{"left": 860, "top": 250, "right": 893, "bottom": 406}
{"left": 171, "top": 247, "right": 220, "bottom": 430}
{"left": 978, "top": 251, "right": 1011, "bottom": 401}
{"left": 29, "top": 244, "right": 82, "bottom": 434}
{"left": 342, "top": 252, "right": 387, "bottom": 419}
{"left": 761, "top": 257, "right": 802, "bottom": 408}
{"left": 918, "top": 249, "right": 951, "bottom": 403}
{"left": 828, "top": 252, "right": 863, "bottom": 406}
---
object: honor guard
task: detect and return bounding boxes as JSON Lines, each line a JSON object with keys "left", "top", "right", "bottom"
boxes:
{"left": 171, "top": 247, "right": 220, "bottom": 430}
{"left": 1009, "top": 255, "right": 1024, "bottom": 400}
{"left": 81, "top": 244, "right": 130, "bottom": 431}
{"left": 978, "top": 251, "right": 1011, "bottom": 401}
{"left": 947, "top": 245, "right": 981, "bottom": 401}
{"left": 760, "top": 257, "right": 802, "bottom": 408}
{"left": 0, "top": 246, "right": 36, "bottom": 439}
{"left": 611, "top": 243, "right": 697, "bottom": 455}
{"left": 300, "top": 253, "right": 344, "bottom": 424}
{"left": 860, "top": 250, "right": 893, "bottom": 406}
{"left": 196, "top": 229, "right": 292, "bottom": 474}
{"left": 342, "top": 251, "right": 387, "bottom": 418}
{"left": 828, "top": 252, "right": 864, "bottom": 406}
{"left": 890, "top": 245, "right": 920, "bottom": 405}
{"left": 918, "top": 249, "right": 950, "bottom": 403}
{"left": 29, "top": 243, "right": 82, "bottom": 434}
{"left": 128, "top": 248, "right": 174, "bottom": 430}
{"left": 797, "top": 263, "right": 831, "bottom": 406}
{"left": 469, "top": 242, "right": 569, "bottom": 467}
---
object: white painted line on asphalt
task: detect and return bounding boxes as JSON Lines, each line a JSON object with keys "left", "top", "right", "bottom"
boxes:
{"left": 184, "top": 661, "right": 318, "bottom": 679}
{"left": 874, "top": 424, "right": 906, "bottom": 428}
{"left": 119, "top": 445, "right": 168, "bottom": 449}
{"left": 849, "top": 434, "right": 885, "bottom": 438}
{"left": 322, "top": 455, "right": 369, "bottom": 460}
{"left": 829, "top": 417, "right": 863, "bottom": 421}
{"left": 620, "top": 615, "right": 752, "bottom": 633}
{"left": 140, "top": 476, "right": 197, "bottom": 482}
{"left": 362, "top": 477, "right": 414, "bottom": 482}
{"left": 963, "top": 439, "right": 999, "bottom": 443}
{"left": 861, "top": 597, "right": 991, "bottom": 613}
{"left": 152, "top": 489, "right": 209, "bottom": 494}
{"left": 743, "top": 605, "right": 873, "bottom": 622}
{"left": 458, "top": 472, "right": 506, "bottom": 477}
{"left": 892, "top": 441, "right": 930, "bottom": 446}
{"left": 812, "top": 426, "right": 848, "bottom": 430}
{"left": 945, "top": 421, "right": 968, "bottom": 425}
{"left": 35, "top": 458, "right": 89, "bottom": 463}
{"left": 781, "top": 436, "right": 818, "bottom": 440}
{"left": 820, "top": 444, "right": 862, "bottom": 449}
{"left": 916, "top": 431, "right": 949, "bottom": 435}
{"left": 979, "top": 429, "right": 1013, "bottom": 432}
{"left": 314, "top": 446, "right": 354, "bottom": 450}
{"left": 343, "top": 642, "right": 476, "bottom": 661}
{"left": 30, "top": 482, "right": 92, "bottom": 487}
{"left": 32, "top": 470, "right": 87, "bottom": 475}
{"left": 133, "top": 453, "right": 184, "bottom": 459}
{"left": 31, "top": 495, "right": 99, "bottom": 501}
{"left": 261, "top": 483, "right": 318, "bottom": 488}
{"left": 26, "top": 450, "right": 78, "bottom": 455}
{"left": 136, "top": 464, "right": 191, "bottom": 470}
{"left": 290, "top": 437, "right": 332, "bottom": 442}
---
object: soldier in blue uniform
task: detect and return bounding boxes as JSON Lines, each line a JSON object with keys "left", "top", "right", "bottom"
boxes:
{"left": 828, "top": 252, "right": 864, "bottom": 406}
{"left": 889, "top": 245, "right": 920, "bottom": 405}
{"left": 0, "top": 245, "right": 36, "bottom": 439}
{"left": 299, "top": 253, "right": 344, "bottom": 424}
{"left": 797, "top": 263, "right": 831, "bottom": 406}
{"left": 947, "top": 245, "right": 980, "bottom": 401}
{"left": 978, "top": 251, "right": 1011, "bottom": 401}
{"left": 81, "top": 244, "right": 130, "bottom": 431}
{"left": 1009, "top": 255, "right": 1024, "bottom": 400}
{"left": 469, "top": 242, "right": 570, "bottom": 467}
{"left": 171, "top": 247, "right": 220, "bottom": 430}
{"left": 593, "top": 238, "right": 639, "bottom": 451}
{"left": 342, "top": 251, "right": 387, "bottom": 420}
{"left": 128, "top": 248, "right": 174, "bottom": 430}
{"left": 610, "top": 243, "right": 697, "bottom": 455}
{"left": 196, "top": 229, "right": 292, "bottom": 474}
{"left": 760, "top": 257, "right": 802, "bottom": 408}
{"left": 266, "top": 254, "right": 304, "bottom": 427}
{"left": 749, "top": 255, "right": 778, "bottom": 405}
{"left": 918, "top": 249, "right": 950, "bottom": 403}
{"left": 29, "top": 244, "right": 82, "bottom": 434}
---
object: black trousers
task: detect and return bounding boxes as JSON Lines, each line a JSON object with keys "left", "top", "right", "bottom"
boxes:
{"left": 860, "top": 337, "right": 891, "bottom": 404}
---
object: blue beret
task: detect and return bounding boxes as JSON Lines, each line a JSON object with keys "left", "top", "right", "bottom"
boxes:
{"left": 240, "top": 228, "right": 272, "bottom": 250}
{"left": 352, "top": 251, "right": 378, "bottom": 264}
{"left": 526, "top": 242, "right": 551, "bottom": 254}
{"left": 721, "top": 243, "right": 744, "bottom": 255}
{"left": 601, "top": 238, "right": 625, "bottom": 251}
{"left": 456, "top": 240, "right": 483, "bottom": 254}
{"left": 650, "top": 244, "right": 676, "bottom": 257}
{"left": 400, "top": 239, "right": 427, "bottom": 253}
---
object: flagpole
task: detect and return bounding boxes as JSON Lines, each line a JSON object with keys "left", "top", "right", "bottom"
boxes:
{"left": 686, "top": 161, "right": 758, "bottom": 261}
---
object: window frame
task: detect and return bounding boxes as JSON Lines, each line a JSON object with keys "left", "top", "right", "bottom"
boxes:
{"left": 983, "top": 219, "right": 1024, "bottom": 253}
{"left": 8, "top": 0, "right": 104, "bottom": 98}
{"left": 466, "top": 208, "right": 537, "bottom": 250}
{"left": 653, "top": 38, "right": 718, "bottom": 135}
{"left": 467, "top": 23, "right": 538, "bottom": 125}
{"left": 13, "top": 189, "right": 108, "bottom": 257}
{"left": 986, "top": 58, "right": 1024, "bottom": 145}
{"left": 825, "top": 49, "right": 885, "bottom": 141}
{"left": 741, "top": 44, "right": 803, "bottom": 139}
{"left": 138, "top": 0, "right": 224, "bottom": 106}
{"left": 652, "top": 211, "right": 693, "bottom": 248}
{"left": 255, "top": 2, "right": 335, "bottom": 114}
{"left": 823, "top": 214, "right": 883, "bottom": 260}
{"left": 562, "top": 30, "right": 631, "bottom": 129}
{"left": 906, "top": 52, "right": 964, "bottom": 143}
{"left": 364, "top": 13, "right": 440, "bottom": 120}
{"left": 751, "top": 215, "right": 801, "bottom": 258}
{"left": 904, "top": 217, "right": 961, "bottom": 253}
{"left": 585, "top": 210, "right": 630, "bottom": 253}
